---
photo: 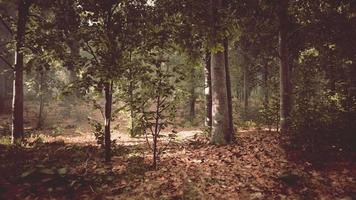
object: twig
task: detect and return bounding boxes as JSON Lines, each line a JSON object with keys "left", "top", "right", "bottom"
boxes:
{"left": 144, "top": 130, "right": 153, "bottom": 151}
{"left": 158, "top": 136, "right": 173, "bottom": 156}
{"left": 89, "top": 185, "right": 96, "bottom": 193}
{"left": 83, "top": 151, "right": 91, "bottom": 176}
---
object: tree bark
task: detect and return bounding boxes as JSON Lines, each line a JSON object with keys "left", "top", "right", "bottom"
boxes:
{"left": 104, "top": 81, "right": 113, "bottom": 162}
{"left": 37, "top": 71, "right": 44, "bottom": 129}
{"left": 0, "top": 73, "right": 5, "bottom": 114}
{"left": 211, "top": 50, "right": 231, "bottom": 144}
{"left": 204, "top": 51, "right": 212, "bottom": 128}
{"left": 224, "top": 39, "right": 234, "bottom": 141}
{"left": 278, "top": 0, "right": 291, "bottom": 134}
{"left": 12, "top": 0, "right": 30, "bottom": 144}
{"left": 68, "top": 39, "right": 79, "bottom": 84}
{"left": 243, "top": 63, "right": 249, "bottom": 117}
{"left": 189, "top": 66, "right": 196, "bottom": 122}
{"left": 210, "top": 0, "right": 232, "bottom": 144}
{"left": 263, "top": 63, "right": 269, "bottom": 107}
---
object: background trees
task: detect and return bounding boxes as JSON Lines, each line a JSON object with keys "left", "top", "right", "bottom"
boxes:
{"left": 0, "top": 0, "right": 354, "bottom": 164}
{"left": 0, "top": 0, "right": 355, "bottom": 199}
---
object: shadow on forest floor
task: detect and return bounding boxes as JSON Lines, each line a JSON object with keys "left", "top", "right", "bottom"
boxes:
{"left": 282, "top": 129, "right": 356, "bottom": 169}
{"left": 0, "top": 141, "right": 153, "bottom": 199}
{"left": 0, "top": 130, "right": 355, "bottom": 199}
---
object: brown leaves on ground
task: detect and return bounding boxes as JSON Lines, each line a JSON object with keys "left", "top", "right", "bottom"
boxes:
{"left": 0, "top": 130, "right": 355, "bottom": 199}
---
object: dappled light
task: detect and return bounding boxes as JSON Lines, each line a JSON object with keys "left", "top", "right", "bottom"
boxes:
{"left": 0, "top": 0, "right": 355, "bottom": 199}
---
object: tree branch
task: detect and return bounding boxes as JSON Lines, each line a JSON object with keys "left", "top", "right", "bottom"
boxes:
{"left": 0, "top": 55, "right": 14, "bottom": 70}
{"left": 0, "top": 41, "right": 11, "bottom": 47}
{"left": 85, "top": 41, "right": 101, "bottom": 66}
{"left": 0, "top": 14, "right": 13, "bottom": 35}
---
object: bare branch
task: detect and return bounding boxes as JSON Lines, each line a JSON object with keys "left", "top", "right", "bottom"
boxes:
{"left": 0, "top": 55, "right": 14, "bottom": 70}
{"left": 0, "top": 14, "right": 13, "bottom": 35}
{"left": 0, "top": 41, "right": 11, "bottom": 47}
{"left": 144, "top": 130, "right": 153, "bottom": 151}
{"left": 85, "top": 41, "right": 101, "bottom": 66}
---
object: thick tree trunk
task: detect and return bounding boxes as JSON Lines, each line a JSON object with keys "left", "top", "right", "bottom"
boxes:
{"left": 104, "top": 81, "right": 113, "bottom": 162}
{"left": 210, "top": 0, "right": 232, "bottom": 144}
{"left": 278, "top": 0, "right": 291, "bottom": 134}
{"left": 224, "top": 39, "right": 234, "bottom": 141}
{"left": 211, "top": 50, "right": 231, "bottom": 144}
{"left": 12, "top": 0, "right": 30, "bottom": 144}
{"left": 204, "top": 52, "right": 212, "bottom": 128}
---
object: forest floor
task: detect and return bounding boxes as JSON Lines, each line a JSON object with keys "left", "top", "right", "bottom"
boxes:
{"left": 0, "top": 127, "right": 355, "bottom": 200}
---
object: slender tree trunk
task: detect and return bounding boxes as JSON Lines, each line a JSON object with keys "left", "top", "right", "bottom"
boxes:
{"left": 204, "top": 51, "right": 212, "bottom": 128}
{"left": 104, "top": 81, "right": 113, "bottom": 162}
{"left": 129, "top": 78, "right": 135, "bottom": 134}
{"left": 68, "top": 39, "right": 79, "bottom": 84}
{"left": 0, "top": 74, "right": 5, "bottom": 114}
{"left": 210, "top": 0, "right": 232, "bottom": 144}
{"left": 278, "top": 0, "right": 291, "bottom": 134}
{"left": 128, "top": 52, "right": 136, "bottom": 135}
{"left": 263, "top": 64, "right": 269, "bottom": 107}
{"left": 153, "top": 94, "right": 160, "bottom": 169}
{"left": 224, "top": 39, "right": 234, "bottom": 141}
{"left": 12, "top": 0, "right": 30, "bottom": 144}
{"left": 128, "top": 69, "right": 136, "bottom": 135}
{"left": 243, "top": 64, "right": 249, "bottom": 117}
{"left": 189, "top": 89, "right": 196, "bottom": 121}
{"left": 189, "top": 67, "right": 196, "bottom": 122}
{"left": 37, "top": 71, "right": 44, "bottom": 129}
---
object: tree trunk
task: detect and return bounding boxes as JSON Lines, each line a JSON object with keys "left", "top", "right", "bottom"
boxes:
{"left": 189, "top": 90, "right": 196, "bottom": 122}
{"left": 68, "top": 39, "right": 79, "bottom": 84}
{"left": 129, "top": 77, "right": 135, "bottom": 134}
{"left": 210, "top": 0, "right": 232, "bottom": 144}
{"left": 37, "top": 71, "right": 44, "bottom": 129}
{"left": 211, "top": 50, "right": 231, "bottom": 144}
{"left": 204, "top": 51, "right": 212, "bottom": 128}
{"left": 153, "top": 94, "right": 160, "bottom": 169}
{"left": 0, "top": 74, "right": 5, "bottom": 114}
{"left": 278, "top": 0, "right": 291, "bottom": 134}
{"left": 263, "top": 64, "right": 269, "bottom": 107}
{"left": 189, "top": 67, "right": 196, "bottom": 122}
{"left": 224, "top": 39, "right": 234, "bottom": 141}
{"left": 243, "top": 64, "right": 249, "bottom": 117}
{"left": 12, "top": 0, "right": 30, "bottom": 144}
{"left": 104, "top": 81, "right": 113, "bottom": 162}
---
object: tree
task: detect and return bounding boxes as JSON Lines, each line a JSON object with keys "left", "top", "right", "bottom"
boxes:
{"left": 224, "top": 39, "right": 234, "bottom": 140}
{"left": 277, "top": 0, "right": 291, "bottom": 134}
{"left": 209, "top": 0, "right": 232, "bottom": 144}
{"left": 75, "top": 0, "right": 149, "bottom": 162}
{"left": 204, "top": 51, "right": 212, "bottom": 128}
{"left": 12, "top": 0, "right": 32, "bottom": 144}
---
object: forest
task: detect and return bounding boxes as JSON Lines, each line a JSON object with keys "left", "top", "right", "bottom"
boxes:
{"left": 0, "top": 0, "right": 355, "bottom": 199}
